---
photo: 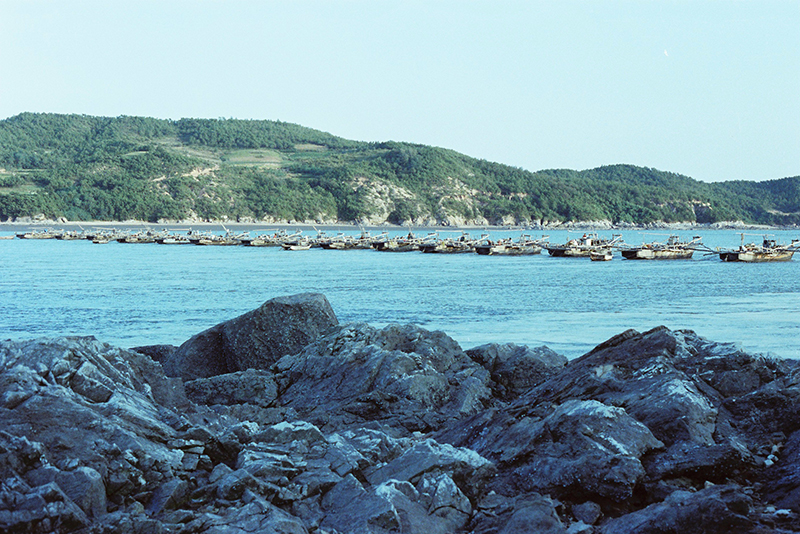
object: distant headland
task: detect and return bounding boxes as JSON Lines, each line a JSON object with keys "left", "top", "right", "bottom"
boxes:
{"left": 1, "top": 112, "right": 798, "bottom": 227}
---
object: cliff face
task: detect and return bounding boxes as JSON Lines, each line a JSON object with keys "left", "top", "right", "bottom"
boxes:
{"left": 2, "top": 294, "right": 799, "bottom": 533}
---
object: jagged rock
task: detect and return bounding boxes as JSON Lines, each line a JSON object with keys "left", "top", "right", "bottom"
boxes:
{"left": 0, "top": 482, "right": 89, "bottom": 534}
{"left": 3, "top": 299, "right": 800, "bottom": 534}
{"left": 762, "top": 429, "right": 800, "bottom": 513}
{"left": 184, "top": 493, "right": 309, "bottom": 533}
{"left": 467, "top": 342, "right": 567, "bottom": 398}
{"left": 320, "top": 474, "right": 466, "bottom": 534}
{"left": 439, "top": 399, "right": 662, "bottom": 501}
{"left": 469, "top": 492, "right": 566, "bottom": 534}
{"left": 571, "top": 501, "right": 602, "bottom": 525}
{"left": 163, "top": 293, "right": 339, "bottom": 380}
{"left": 254, "top": 420, "right": 326, "bottom": 445}
{"left": 24, "top": 465, "right": 106, "bottom": 518}
{"left": 597, "top": 485, "right": 754, "bottom": 534}
{"left": 130, "top": 344, "right": 177, "bottom": 365}
{"left": 507, "top": 326, "right": 798, "bottom": 486}
{"left": 273, "top": 322, "right": 493, "bottom": 433}
{"left": 184, "top": 369, "right": 278, "bottom": 406}
{"left": 365, "top": 438, "right": 495, "bottom": 501}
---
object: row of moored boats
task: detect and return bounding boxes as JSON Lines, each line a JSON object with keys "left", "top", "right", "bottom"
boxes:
{"left": 8, "top": 229, "right": 800, "bottom": 262}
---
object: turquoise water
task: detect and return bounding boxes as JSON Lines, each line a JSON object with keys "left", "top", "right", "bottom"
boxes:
{"left": 1, "top": 228, "right": 799, "bottom": 359}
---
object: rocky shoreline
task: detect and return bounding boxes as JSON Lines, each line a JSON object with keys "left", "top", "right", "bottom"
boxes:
{"left": 2, "top": 293, "right": 799, "bottom": 533}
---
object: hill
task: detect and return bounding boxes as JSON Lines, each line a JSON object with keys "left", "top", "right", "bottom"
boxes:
{"left": 0, "top": 112, "right": 798, "bottom": 225}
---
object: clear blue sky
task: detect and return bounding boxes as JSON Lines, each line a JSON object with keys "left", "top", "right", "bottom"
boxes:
{"left": 1, "top": 1, "right": 798, "bottom": 182}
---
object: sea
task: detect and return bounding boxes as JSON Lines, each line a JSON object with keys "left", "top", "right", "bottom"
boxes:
{"left": 1, "top": 226, "right": 799, "bottom": 360}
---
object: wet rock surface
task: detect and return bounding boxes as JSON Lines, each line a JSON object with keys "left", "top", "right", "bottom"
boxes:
{"left": 2, "top": 295, "right": 799, "bottom": 533}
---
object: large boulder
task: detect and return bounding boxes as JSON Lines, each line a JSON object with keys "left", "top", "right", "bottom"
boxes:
{"left": 163, "top": 293, "right": 339, "bottom": 380}
{"left": 439, "top": 399, "right": 663, "bottom": 502}
{"left": 598, "top": 484, "right": 755, "bottom": 534}
{"left": 272, "top": 322, "right": 493, "bottom": 433}
{"left": 466, "top": 342, "right": 567, "bottom": 399}
{"left": 508, "top": 326, "right": 799, "bottom": 485}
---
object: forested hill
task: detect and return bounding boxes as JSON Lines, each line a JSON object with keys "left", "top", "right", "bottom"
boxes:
{"left": 0, "top": 112, "right": 798, "bottom": 226}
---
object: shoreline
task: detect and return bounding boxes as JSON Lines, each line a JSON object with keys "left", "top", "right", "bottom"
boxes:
{"left": 2, "top": 218, "right": 798, "bottom": 233}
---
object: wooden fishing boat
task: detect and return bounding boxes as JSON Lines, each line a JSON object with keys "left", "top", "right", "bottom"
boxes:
{"left": 195, "top": 230, "right": 246, "bottom": 246}
{"left": 419, "top": 232, "right": 478, "bottom": 254}
{"left": 475, "top": 234, "right": 547, "bottom": 256}
{"left": 17, "top": 229, "right": 59, "bottom": 239}
{"left": 546, "top": 233, "right": 622, "bottom": 257}
{"left": 157, "top": 234, "right": 192, "bottom": 245}
{"left": 620, "top": 235, "right": 701, "bottom": 260}
{"left": 56, "top": 230, "right": 86, "bottom": 240}
{"left": 718, "top": 236, "right": 798, "bottom": 262}
{"left": 281, "top": 238, "right": 312, "bottom": 250}
{"left": 374, "top": 232, "right": 424, "bottom": 252}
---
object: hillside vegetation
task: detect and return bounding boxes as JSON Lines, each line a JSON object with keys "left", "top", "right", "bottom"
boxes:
{"left": 1, "top": 112, "right": 798, "bottom": 225}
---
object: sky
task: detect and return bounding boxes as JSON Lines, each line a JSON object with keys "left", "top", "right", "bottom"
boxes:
{"left": 0, "top": 1, "right": 798, "bottom": 183}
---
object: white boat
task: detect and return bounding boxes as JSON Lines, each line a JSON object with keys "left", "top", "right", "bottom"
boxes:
{"left": 590, "top": 249, "right": 613, "bottom": 261}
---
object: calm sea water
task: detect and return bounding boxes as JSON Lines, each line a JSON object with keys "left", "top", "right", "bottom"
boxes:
{"left": 1, "top": 227, "right": 799, "bottom": 360}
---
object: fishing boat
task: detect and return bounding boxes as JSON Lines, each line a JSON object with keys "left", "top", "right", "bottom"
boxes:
{"left": 590, "top": 249, "right": 614, "bottom": 261}
{"left": 718, "top": 235, "right": 799, "bottom": 262}
{"left": 247, "top": 230, "right": 302, "bottom": 247}
{"left": 16, "top": 229, "right": 59, "bottom": 239}
{"left": 546, "top": 233, "right": 622, "bottom": 257}
{"left": 56, "top": 230, "right": 86, "bottom": 240}
{"left": 620, "top": 235, "right": 702, "bottom": 260}
{"left": 419, "top": 232, "right": 480, "bottom": 254}
{"left": 120, "top": 231, "right": 162, "bottom": 244}
{"left": 91, "top": 232, "right": 115, "bottom": 244}
{"left": 281, "top": 237, "right": 312, "bottom": 251}
{"left": 373, "top": 232, "right": 424, "bottom": 252}
{"left": 195, "top": 229, "right": 246, "bottom": 246}
{"left": 157, "top": 234, "right": 192, "bottom": 245}
{"left": 475, "top": 234, "right": 548, "bottom": 256}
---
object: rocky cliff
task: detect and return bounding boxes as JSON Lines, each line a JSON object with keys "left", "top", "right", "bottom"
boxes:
{"left": 1, "top": 293, "right": 799, "bottom": 533}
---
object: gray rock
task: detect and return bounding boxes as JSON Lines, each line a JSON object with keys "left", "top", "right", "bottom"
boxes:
{"left": 500, "top": 493, "right": 566, "bottom": 534}
{"left": 572, "top": 501, "right": 602, "bottom": 525}
{"left": 4, "top": 304, "right": 800, "bottom": 534}
{"left": 129, "top": 344, "right": 177, "bottom": 365}
{"left": 508, "top": 326, "right": 795, "bottom": 486}
{"left": 762, "top": 429, "right": 800, "bottom": 512}
{"left": 320, "top": 474, "right": 467, "bottom": 534}
{"left": 440, "top": 399, "right": 662, "bottom": 502}
{"left": 366, "top": 438, "right": 495, "bottom": 501}
{"left": 597, "top": 485, "right": 754, "bottom": 534}
{"left": 467, "top": 342, "right": 567, "bottom": 398}
{"left": 0, "top": 482, "right": 89, "bottom": 533}
{"left": 470, "top": 492, "right": 565, "bottom": 534}
{"left": 146, "top": 478, "right": 190, "bottom": 515}
{"left": 55, "top": 466, "right": 106, "bottom": 518}
{"left": 184, "top": 369, "right": 278, "bottom": 406}
{"left": 274, "top": 322, "right": 492, "bottom": 433}
{"left": 163, "top": 293, "right": 339, "bottom": 380}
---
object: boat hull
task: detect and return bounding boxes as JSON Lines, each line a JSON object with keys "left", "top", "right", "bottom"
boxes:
{"left": 621, "top": 249, "right": 694, "bottom": 260}
{"left": 719, "top": 251, "right": 794, "bottom": 262}
{"left": 590, "top": 250, "right": 613, "bottom": 261}
{"left": 476, "top": 244, "right": 541, "bottom": 256}
{"left": 546, "top": 247, "right": 592, "bottom": 257}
